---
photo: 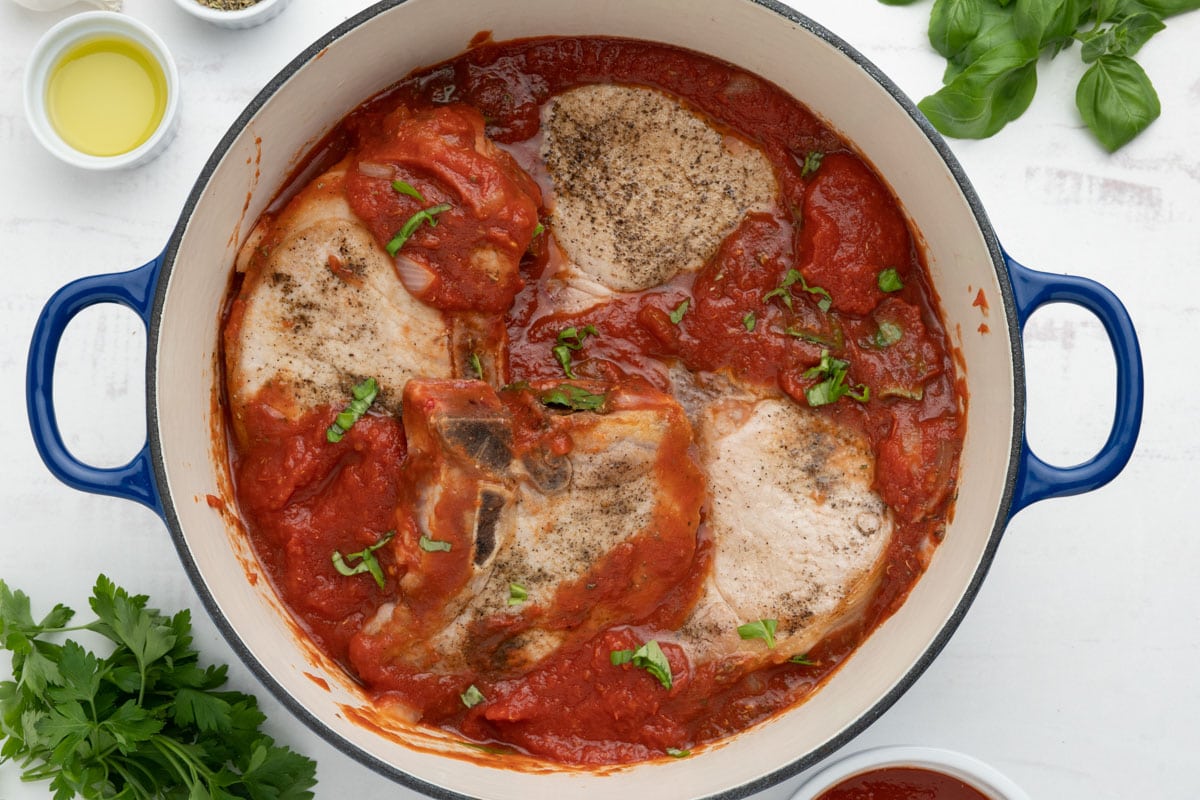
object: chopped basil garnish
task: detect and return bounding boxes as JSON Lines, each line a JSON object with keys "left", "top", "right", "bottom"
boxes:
{"left": 878, "top": 267, "right": 904, "bottom": 293}
{"left": 508, "top": 583, "right": 528, "bottom": 606}
{"left": 873, "top": 320, "right": 903, "bottom": 348}
{"left": 801, "top": 151, "right": 824, "bottom": 179}
{"left": 327, "top": 377, "right": 379, "bottom": 443}
{"left": 737, "top": 619, "right": 778, "bottom": 649}
{"left": 783, "top": 326, "right": 838, "bottom": 348}
{"left": 386, "top": 203, "right": 451, "bottom": 256}
{"left": 460, "top": 684, "right": 485, "bottom": 708}
{"left": 553, "top": 324, "right": 599, "bottom": 379}
{"left": 764, "top": 269, "right": 832, "bottom": 313}
{"left": 540, "top": 384, "right": 607, "bottom": 412}
{"left": 666, "top": 748, "right": 691, "bottom": 758}
{"left": 879, "top": 386, "right": 925, "bottom": 401}
{"left": 804, "top": 350, "right": 869, "bottom": 407}
{"left": 610, "top": 640, "right": 673, "bottom": 690}
{"left": 789, "top": 654, "right": 816, "bottom": 665}
{"left": 392, "top": 180, "right": 426, "bottom": 203}
{"left": 669, "top": 298, "right": 690, "bottom": 325}
{"left": 331, "top": 530, "right": 394, "bottom": 589}
{"left": 742, "top": 311, "right": 756, "bottom": 332}
{"left": 469, "top": 352, "right": 484, "bottom": 379}
{"left": 533, "top": 221, "right": 545, "bottom": 237}
{"left": 418, "top": 534, "right": 452, "bottom": 553}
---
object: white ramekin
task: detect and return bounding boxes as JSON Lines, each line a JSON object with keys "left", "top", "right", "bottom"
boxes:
{"left": 790, "top": 746, "right": 1033, "bottom": 800}
{"left": 23, "top": 11, "right": 180, "bottom": 171}
{"left": 167, "top": 0, "right": 293, "bottom": 29}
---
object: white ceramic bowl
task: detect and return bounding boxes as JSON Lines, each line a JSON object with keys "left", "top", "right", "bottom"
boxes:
{"left": 791, "top": 746, "right": 1033, "bottom": 800}
{"left": 27, "top": 1, "right": 1142, "bottom": 798}
{"left": 23, "top": 11, "right": 180, "bottom": 170}
{"left": 168, "top": 0, "right": 292, "bottom": 29}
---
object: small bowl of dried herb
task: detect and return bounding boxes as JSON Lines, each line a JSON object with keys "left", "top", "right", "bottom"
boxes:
{"left": 168, "top": 0, "right": 292, "bottom": 29}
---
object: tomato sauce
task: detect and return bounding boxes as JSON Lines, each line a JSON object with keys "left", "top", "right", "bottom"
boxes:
{"left": 815, "top": 767, "right": 993, "bottom": 800}
{"left": 224, "top": 37, "right": 965, "bottom": 766}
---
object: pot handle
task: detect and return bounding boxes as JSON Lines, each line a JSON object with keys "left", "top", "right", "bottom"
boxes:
{"left": 26, "top": 255, "right": 165, "bottom": 518}
{"left": 1005, "top": 251, "right": 1143, "bottom": 515}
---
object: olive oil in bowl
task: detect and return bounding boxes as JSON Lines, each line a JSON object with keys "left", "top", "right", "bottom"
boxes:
{"left": 45, "top": 35, "right": 168, "bottom": 157}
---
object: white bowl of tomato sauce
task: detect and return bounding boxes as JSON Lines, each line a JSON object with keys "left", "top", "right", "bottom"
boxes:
{"left": 26, "top": 0, "right": 1142, "bottom": 798}
{"left": 792, "top": 746, "right": 1033, "bottom": 800}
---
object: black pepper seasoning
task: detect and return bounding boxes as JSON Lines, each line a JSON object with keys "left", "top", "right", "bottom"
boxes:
{"left": 195, "top": 0, "right": 260, "bottom": 9}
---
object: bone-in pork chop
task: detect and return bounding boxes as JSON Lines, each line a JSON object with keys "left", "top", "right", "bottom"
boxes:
{"left": 672, "top": 395, "right": 894, "bottom": 669}
{"left": 223, "top": 159, "right": 452, "bottom": 429}
{"left": 541, "top": 84, "right": 777, "bottom": 294}
{"left": 350, "top": 379, "right": 704, "bottom": 681}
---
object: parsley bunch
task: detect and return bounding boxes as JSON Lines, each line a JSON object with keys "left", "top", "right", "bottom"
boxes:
{"left": 0, "top": 576, "right": 317, "bottom": 800}
{"left": 879, "top": 0, "right": 1200, "bottom": 150}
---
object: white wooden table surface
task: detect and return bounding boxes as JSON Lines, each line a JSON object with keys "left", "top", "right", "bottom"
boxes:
{"left": 1, "top": 1, "right": 1196, "bottom": 798}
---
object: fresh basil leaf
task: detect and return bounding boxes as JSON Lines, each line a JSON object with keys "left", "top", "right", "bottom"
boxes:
{"left": 789, "top": 653, "right": 817, "bottom": 665}
{"left": 386, "top": 203, "right": 451, "bottom": 256}
{"left": 460, "top": 684, "right": 485, "bottom": 708}
{"left": 1081, "top": 12, "right": 1164, "bottom": 62}
{"left": 666, "top": 747, "right": 692, "bottom": 758}
{"left": 878, "top": 267, "right": 905, "bottom": 292}
{"left": 742, "top": 311, "right": 756, "bottom": 332}
{"left": 918, "top": 39, "right": 1039, "bottom": 138}
{"left": 1135, "top": 0, "right": 1200, "bottom": 15}
{"left": 874, "top": 320, "right": 905, "bottom": 348}
{"left": 419, "top": 534, "right": 453, "bottom": 553}
{"left": 1076, "top": 54, "right": 1161, "bottom": 151}
{"left": 553, "top": 325, "right": 599, "bottom": 378}
{"left": 507, "top": 583, "right": 528, "bottom": 606}
{"left": 610, "top": 641, "right": 673, "bottom": 690}
{"left": 540, "top": 384, "right": 608, "bottom": 412}
{"left": 736, "top": 619, "right": 778, "bottom": 649}
{"left": 803, "top": 350, "right": 870, "bottom": 407}
{"left": 800, "top": 151, "right": 824, "bottom": 178}
{"left": 332, "top": 531, "right": 394, "bottom": 588}
{"left": 1014, "top": 0, "right": 1090, "bottom": 49}
{"left": 929, "top": 0, "right": 985, "bottom": 58}
{"left": 392, "top": 180, "right": 426, "bottom": 203}
{"left": 878, "top": 0, "right": 923, "bottom": 5}
{"left": 669, "top": 299, "right": 690, "bottom": 324}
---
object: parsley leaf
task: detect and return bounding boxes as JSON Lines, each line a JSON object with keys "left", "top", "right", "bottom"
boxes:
{"left": 801, "top": 151, "right": 825, "bottom": 178}
{"left": 0, "top": 576, "right": 317, "bottom": 800}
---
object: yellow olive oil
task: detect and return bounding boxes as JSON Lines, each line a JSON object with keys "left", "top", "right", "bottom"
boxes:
{"left": 45, "top": 36, "right": 167, "bottom": 157}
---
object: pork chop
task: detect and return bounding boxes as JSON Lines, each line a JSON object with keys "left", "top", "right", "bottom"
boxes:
{"left": 351, "top": 378, "right": 705, "bottom": 679}
{"left": 541, "top": 83, "right": 777, "bottom": 294}
{"left": 223, "top": 159, "right": 452, "bottom": 429}
{"left": 672, "top": 395, "right": 893, "bottom": 669}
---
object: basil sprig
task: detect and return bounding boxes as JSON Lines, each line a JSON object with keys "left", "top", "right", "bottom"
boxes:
{"left": 610, "top": 640, "right": 673, "bottom": 690}
{"left": 878, "top": 0, "right": 1197, "bottom": 151}
{"left": 332, "top": 530, "right": 395, "bottom": 589}
{"left": 327, "top": 377, "right": 379, "bottom": 443}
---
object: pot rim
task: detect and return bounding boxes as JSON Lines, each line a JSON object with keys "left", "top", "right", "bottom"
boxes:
{"left": 146, "top": 1, "right": 1024, "bottom": 797}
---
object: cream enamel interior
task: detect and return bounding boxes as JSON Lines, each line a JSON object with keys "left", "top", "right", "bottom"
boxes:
{"left": 152, "top": 1, "right": 1017, "bottom": 797}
